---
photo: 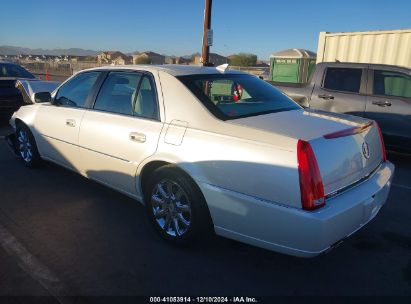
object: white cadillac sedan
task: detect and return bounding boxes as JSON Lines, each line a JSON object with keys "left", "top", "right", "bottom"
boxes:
{"left": 8, "top": 65, "right": 394, "bottom": 257}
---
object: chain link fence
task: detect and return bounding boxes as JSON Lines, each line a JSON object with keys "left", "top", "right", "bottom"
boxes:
{"left": 11, "top": 59, "right": 103, "bottom": 82}
{"left": 10, "top": 59, "right": 271, "bottom": 82}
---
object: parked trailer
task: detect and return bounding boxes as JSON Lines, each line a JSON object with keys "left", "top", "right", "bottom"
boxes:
{"left": 316, "top": 29, "right": 411, "bottom": 68}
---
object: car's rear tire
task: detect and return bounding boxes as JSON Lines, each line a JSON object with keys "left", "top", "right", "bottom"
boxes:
{"left": 145, "top": 165, "right": 212, "bottom": 245}
{"left": 16, "top": 123, "right": 41, "bottom": 168}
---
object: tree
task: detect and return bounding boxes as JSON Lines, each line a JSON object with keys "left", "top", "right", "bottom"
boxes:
{"left": 135, "top": 55, "right": 151, "bottom": 64}
{"left": 229, "top": 53, "right": 257, "bottom": 67}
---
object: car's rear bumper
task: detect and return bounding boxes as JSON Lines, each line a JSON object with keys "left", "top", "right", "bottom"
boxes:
{"left": 199, "top": 161, "right": 394, "bottom": 257}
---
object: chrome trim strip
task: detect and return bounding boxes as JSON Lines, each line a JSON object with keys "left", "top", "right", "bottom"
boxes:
{"left": 326, "top": 162, "right": 382, "bottom": 200}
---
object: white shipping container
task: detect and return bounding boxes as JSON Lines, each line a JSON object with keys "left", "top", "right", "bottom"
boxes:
{"left": 316, "top": 29, "right": 411, "bottom": 68}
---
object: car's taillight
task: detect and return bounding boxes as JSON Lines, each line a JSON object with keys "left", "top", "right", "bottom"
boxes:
{"left": 297, "top": 140, "right": 326, "bottom": 211}
{"left": 375, "top": 122, "right": 387, "bottom": 162}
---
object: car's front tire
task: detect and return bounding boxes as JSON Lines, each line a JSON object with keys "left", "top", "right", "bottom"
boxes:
{"left": 145, "top": 166, "right": 212, "bottom": 245}
{"left": 16, "top": 123, "right": 41, "bottom": 168}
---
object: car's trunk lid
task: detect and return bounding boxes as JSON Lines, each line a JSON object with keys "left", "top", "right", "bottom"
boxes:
{"left": 230, "top": 109, "right": 383, "bottom": 196}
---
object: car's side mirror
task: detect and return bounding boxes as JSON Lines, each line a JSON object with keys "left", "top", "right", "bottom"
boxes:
{"left": 34, "top": 92, "right": 52, "bottom": 103}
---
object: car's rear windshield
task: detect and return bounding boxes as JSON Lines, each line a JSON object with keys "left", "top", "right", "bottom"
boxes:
{"left": 177, "top": 73, "right": 300, "bottom": 120}
{"left": 0, "top": 64, "right": 35, "bottom": 79}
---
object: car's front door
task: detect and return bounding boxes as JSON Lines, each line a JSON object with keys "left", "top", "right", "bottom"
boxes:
{"left": 365, "top": 69, "right": 411, "bottom": 150}
{"left": 78, "top": 71, "right": 163, "bottom": 197}
{"left": 310, "top": 66, "right": 367, "bottom": 117}
{"left": 33, "top": 71, "right": 101, "bottom": 170}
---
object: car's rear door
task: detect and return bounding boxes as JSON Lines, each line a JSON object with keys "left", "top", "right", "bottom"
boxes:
{"left": 33, "top": 71, "right": 102, "bottom": 170}
{"left": 78, "top": 71, "right": 163, "bottom": 197}
{"left": 365, "top": 68, "right": 411, "bottom": 150}
{"left": 310, "top": 65, "right": 367, "bottom": 117}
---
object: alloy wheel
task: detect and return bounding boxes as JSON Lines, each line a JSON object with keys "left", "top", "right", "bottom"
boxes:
{"left": 17, "top": 129, "right": 33, "bottom": 163}
{"left": 151, "top": 179, "right": 192, "bottom": 237}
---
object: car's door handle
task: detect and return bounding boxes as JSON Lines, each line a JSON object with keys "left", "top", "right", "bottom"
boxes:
{"left": 372, "top": 101, "right": 392, "bottom": 107}
{"left": 318, "top": 94, "right": 334, "bottom": 100}
{"left": 66, "top": 119, "right": 76, "bottom": 127}
{"left": 129, "top": 132, "right": 146, "bottom": 143}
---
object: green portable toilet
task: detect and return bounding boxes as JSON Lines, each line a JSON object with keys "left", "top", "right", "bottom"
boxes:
{"left": 270, "top": 49, "right": 316, "bottom": 83}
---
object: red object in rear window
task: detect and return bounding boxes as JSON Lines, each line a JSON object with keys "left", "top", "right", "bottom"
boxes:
{"left": 375, "top": 122, "right": 387, "bottom": 162}
{"left": 323, "top": 121, "right": 373, "bottom": 139}
{"left": 297, "top": 140, "right": 326, "bottom": 211}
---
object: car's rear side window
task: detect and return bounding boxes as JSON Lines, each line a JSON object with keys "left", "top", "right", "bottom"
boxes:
{"left": 178, "top": 73, "right": 300, "bottom": 120}
{"left": 55, "top": 72, "right": 100, "bottom": 108}
{"left": 94, "top": 71, "right": 159, "bottom": 120}
{"left": 323, "top": 68, "right": 362, "bottom": 93}
{"left": 373, "top": 70, "right": 411, "bottom": 99}
{"left": 94, "top": 72, "right": 142, "bottom": 116}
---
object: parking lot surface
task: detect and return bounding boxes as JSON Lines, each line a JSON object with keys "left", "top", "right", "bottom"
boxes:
{"left": 0, "top": 123, "right": 410, "bottom": 299}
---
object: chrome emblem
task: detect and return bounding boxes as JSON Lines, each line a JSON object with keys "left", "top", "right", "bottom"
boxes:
{"left": 362, "top": 142, "right": 370, "bottom": 159}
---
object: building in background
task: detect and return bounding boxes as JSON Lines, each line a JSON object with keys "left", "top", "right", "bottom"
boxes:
{"left": 165, "top": 56, "right": 191, "bottom": 65}
{"left": 97, "top": 51, "right": 130, "bottom": 64}
{"left": 316, "top": 29, "right": 411, "bottom": 68}
{"left": 132, "top": 51, "right": 165, "bottom": 64}
{"left": 193, "top": 53, "right": 228, "bottom": 66}
{"left": 111, "top": 53, "right": 132, "bottom": 65}
{"left": 270, "top": 49, "right": 316, "bottom": 83}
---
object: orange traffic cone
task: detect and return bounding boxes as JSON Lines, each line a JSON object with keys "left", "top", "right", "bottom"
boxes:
{"left": 45, "top": 69, "right": 50, "bottom": 81}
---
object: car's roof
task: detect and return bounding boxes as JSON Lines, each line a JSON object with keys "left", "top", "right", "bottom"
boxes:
{"left": 81, "top": 64, "right": 247, "bottom": 76}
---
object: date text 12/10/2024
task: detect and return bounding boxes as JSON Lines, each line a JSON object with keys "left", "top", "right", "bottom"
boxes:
{"left": 149, "top": 297, "right": 258, "bottom": 303}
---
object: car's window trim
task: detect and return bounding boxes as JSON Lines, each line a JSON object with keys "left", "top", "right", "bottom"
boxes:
{"left": 84, "top": 71, "right": 110, "bottom": 108}
{"left": 90, "top": 70, "right": 161, "bottom": 121}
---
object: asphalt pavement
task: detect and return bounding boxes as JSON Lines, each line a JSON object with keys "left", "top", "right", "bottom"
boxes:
{"left": 0, "top": 123, "right": 410, "bottom": 301}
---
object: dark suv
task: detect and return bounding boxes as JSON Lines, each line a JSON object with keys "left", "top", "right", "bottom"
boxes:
{"left": 0, "top": 62, "right": 36, "bottom": 123}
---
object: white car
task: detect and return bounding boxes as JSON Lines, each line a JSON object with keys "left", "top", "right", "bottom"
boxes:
{"left": 8, "top": 65, "right": 394, "bottom": 257}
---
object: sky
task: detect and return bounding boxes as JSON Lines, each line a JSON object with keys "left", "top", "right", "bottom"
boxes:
{"left": 1, "top": 0, "right": 411, "bottom": 60}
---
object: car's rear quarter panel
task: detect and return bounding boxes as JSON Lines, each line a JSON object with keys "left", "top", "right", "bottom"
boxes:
{"left": 156, "top": 70, "right": 302, "bottom": 209}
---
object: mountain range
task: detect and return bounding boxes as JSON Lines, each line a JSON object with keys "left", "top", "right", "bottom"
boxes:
{"left": 0, "top": 45, "right": 100, "bottom": 56}
{"left": 0, "top": 46, "right": 204, "bottom": 59}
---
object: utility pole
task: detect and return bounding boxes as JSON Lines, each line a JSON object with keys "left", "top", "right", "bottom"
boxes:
{"left": 201, "top": 0, "right": 213, "bottom": 66}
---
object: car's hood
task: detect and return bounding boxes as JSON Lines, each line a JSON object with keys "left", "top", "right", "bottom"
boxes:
{"left": 228, "top": 109, "right": 371, "bottom": 141}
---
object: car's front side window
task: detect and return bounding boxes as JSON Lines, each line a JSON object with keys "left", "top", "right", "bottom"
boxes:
{"left": 55, "top": 72, "right": 100, "bottom": 108}
{"left": 373, "top": 70, "right": 411, "bottom": 99}
{"left": 323, "top": 67, "right": 362, "bottom": 93}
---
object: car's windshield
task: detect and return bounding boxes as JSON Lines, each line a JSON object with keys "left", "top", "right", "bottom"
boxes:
{"left": 0, "top": 63, "right": 36, "bottom": 79}
{"left": 178, "top": 73, "right": 300, "bottom": 120}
